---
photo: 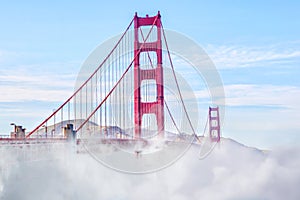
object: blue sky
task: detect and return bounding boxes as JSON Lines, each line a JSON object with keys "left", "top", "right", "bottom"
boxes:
{"left": 0, "top": 1, "right": 300, "bottom": 149}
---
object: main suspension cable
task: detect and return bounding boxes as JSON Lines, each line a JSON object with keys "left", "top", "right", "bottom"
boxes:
{"left": 161, "top": 23, "right": 201, "bottom": 143}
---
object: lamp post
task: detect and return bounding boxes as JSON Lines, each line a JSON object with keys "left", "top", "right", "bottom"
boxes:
{"left": 42, "top": 125, "right": 48, "bottom": 138}
{"left": 53, "top": 109, "right": 56, "bottom": 136}
{"left": 10, "top": 123, "right": 16, "bottom": 133}
{"left": 10, "top": 122, "right": 17, "bottom": 138}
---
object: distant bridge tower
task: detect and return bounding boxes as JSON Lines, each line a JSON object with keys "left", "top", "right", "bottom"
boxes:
{"left": 134, "top": 12, "right": 164, "bottom": 138}
{"left": 209, "top": 107, "right": 221, "bottom": 142}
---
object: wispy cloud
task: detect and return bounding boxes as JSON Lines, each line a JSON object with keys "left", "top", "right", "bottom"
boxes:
{"left": 0, "top": 65, "right": 77, "bottom": 102}
{"left": 0, "top": 85, "right": 73, "bottom": 103}
{"left": 205, "top": 41, "right": 300, "bottom": 68}
{"left": 190, "top": 83, "right": 300, "bottom": 110}
{"left": 0, "top": 50, "right": 80, "bottom": 103}
{"left": 223, "top": 84, "right": 300, "bottom": 109}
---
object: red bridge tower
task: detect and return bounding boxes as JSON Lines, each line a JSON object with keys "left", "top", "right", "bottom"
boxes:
{"left": 134, "top": 12, "right": 164, "bottom": 138}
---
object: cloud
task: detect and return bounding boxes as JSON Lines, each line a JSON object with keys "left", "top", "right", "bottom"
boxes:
{"left": 0, "top": 84, "right": 73, "bottom": 103}
{"left": 0, "top": 139, "right": 300, "bottom": 199}
{"left": 192, "top": 83, "right": 300, "bottom": 113}
{"left": 205, "top": 41, "right": 300, "bottom": 69}
{"left": 0, "top": 50, "right": 81, "bottom": 132}
{"left": 223, "top": 84, "right": 300, "bottom": 109}
{"left": 0, "top": 66, "right": 76, "bottom": 103}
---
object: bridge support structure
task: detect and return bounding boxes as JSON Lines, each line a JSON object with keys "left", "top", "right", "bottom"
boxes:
{"left": 133, "top": 12, "right": 164, "bottom": 138}
{"left": 209, "top": 107, "right": 221, "bottom": 142}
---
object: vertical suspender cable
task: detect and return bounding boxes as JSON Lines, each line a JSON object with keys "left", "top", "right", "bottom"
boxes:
{"left": 95, "top": 71, "right": 98, "bottom": 130}
{"left": 74, "top": 95, "right": 76, "bottom": 130}
{"left": 86, "top": 84, "right": 88, "bottom": 131}
{"left": 68, "top": 101, "right": 70, "bottom": 125}
{"left": 100, "top": 68, "right": 102, "bottom": 132}
{"left": 80, "top": 89, "right": 82, "bottom": 135}
{"left": 61, "top": 107, "right": 63, "bottom": 135}
{"left": 91, "top": 76, "right": 93, "bottom": 132}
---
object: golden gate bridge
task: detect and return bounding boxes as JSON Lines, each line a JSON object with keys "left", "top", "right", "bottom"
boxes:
{"left": 0, "top": 12, "right": 220, "bottom": 158}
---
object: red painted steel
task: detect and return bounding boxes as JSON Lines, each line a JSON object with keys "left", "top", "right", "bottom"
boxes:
{"left": 209, "top": 107, "right": 221, "bottom": 142}
{"left": 134, "top": 12, "right": 164, "bottom": 138}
